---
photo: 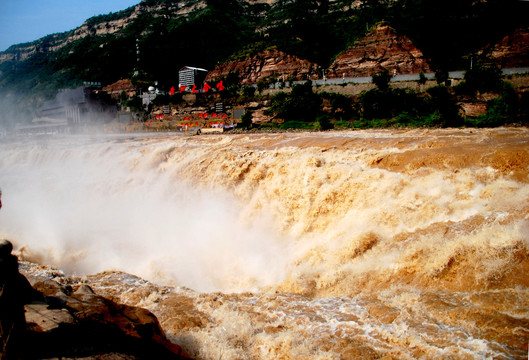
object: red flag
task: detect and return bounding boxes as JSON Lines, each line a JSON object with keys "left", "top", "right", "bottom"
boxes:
{"left": 180, "top": 85, "right": 186, "bottom": 93}
{"left": 169, "top": 86, "right": 175, "bottom": 95}
{"left": 216, "top": 80, "right": 224, "bottom": 91}
{"left": 198, "top": 113, "right": 203, "bottom": 118}
{"left": 191, "top": 84, "right": 197, "bottom": 94}
{"left": 203, "top": 82, "right": 211, "bottom": 93}
{"left": 204, "top": 113, "right": 208, "bottom": 118}
{"left": 212, "top": 113, "right": 217, "bottom": 118}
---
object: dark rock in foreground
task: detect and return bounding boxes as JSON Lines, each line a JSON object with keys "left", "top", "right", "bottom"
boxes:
{"left": 0, "top": 238, "right": 192, "bottom": 360}
{"left": 24, "top": 276, "right": 193, "bottom": 360}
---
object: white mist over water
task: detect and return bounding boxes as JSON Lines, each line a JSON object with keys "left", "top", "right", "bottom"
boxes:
{"left": 0, "top": 135, "right": 292, "bottom": 292}
{"left": 3, "top": 129, "right": 528, "bottom": 359}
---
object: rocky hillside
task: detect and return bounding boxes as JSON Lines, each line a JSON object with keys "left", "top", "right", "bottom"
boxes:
{"left": 480, "top": 27, "right": 529, "bottom": 69}
{"left": 1, "top": 0, "right": 528, "bottom": 127}
{"left": 0, "top": 0, "right": 205, "bottom": 64}
{"left": 206, "top": 23, "right": 434, "bottom": 85}
{"left": 205, "top": 48, "right": 322, "bottom": 85}
{"left": 327, "top": 23, "right": 432, "bottom": 78}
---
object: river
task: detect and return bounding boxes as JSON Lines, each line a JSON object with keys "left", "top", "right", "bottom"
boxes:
{"left": 1, "top": 128, "right": 528, "bottom": 359}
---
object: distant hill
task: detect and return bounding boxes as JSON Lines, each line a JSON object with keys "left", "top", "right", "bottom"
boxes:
{"left": 1, "top": 0, "right": 528, "bottom": 126}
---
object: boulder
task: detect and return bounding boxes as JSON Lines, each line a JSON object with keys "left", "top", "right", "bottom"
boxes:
{"left": 24, "top": 276, "right": 193, "bottom": 359}
{"left": 0, "top": 239, "right": 192, "bottom": 360}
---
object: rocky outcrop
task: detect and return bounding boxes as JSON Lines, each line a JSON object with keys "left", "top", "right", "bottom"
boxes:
{"left": 24, "top": 276, "right": 193, "bottom": 359}
{"left": 481, "top": 27, "right": 529, "bottom": 69}
{"left": 103, "top": 79, "right": 137, "bottom": 99}
{"left": 205, "top": 49, "right": 321, "bottom": 85}
{"left": 0, "top": 239, "right": 191, "bottom": 360}
{"left": 327, "top": 23, "right": 432, "bottom": 78}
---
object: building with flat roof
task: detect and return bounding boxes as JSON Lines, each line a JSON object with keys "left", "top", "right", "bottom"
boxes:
{"left": 179, "top": 66, "right": 208, "bottom": 89}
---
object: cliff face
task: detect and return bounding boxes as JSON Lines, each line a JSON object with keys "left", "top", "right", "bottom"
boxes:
{"left": 0, "top": 33, "right": 66, "bottom": 63}
{"left": 206, "top": 23, "right": 433, "bottom": 85}
{"left": 481, "top": 27, "right": 529, "bottom": 69}
{"left": 327, "top": 23, "right": 432, "bottom": 78}
{"left": 205, "top": 49, "right": 322, "bottom": 85}
{"left": 0, "top": 0, "right": 206, "bottom": 65}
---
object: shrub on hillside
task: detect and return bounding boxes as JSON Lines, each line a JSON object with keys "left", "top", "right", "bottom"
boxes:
{"left": 425, "top": 86, "right": 463, "bottom": 127}
{"left": 372, "top": 68, "right": 392, "bottom": 91}
{"left": 455, "top": 64, "right": 504, "bottom": 95}
{"left": 360, "top": 87, "right": 427, "bottom": 120}
{"left": 240, "top": 110, "right": 253, "bottom": 129}
{"left": 265, "top": 81, "right": 321, "bottom": 122}
{"left": 321, "top": 92, "right": 356, "bottom": 120}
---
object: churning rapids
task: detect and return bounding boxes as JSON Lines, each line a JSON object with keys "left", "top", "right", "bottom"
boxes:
{"left": 0, "top": 128, "right": 528, "bottom": 359}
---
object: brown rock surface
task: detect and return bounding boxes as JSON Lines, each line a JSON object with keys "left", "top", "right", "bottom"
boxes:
{"left": 459, "top": 102, "right": 488, "bottom": 118}
{"left": 103, "top": 79, "right": 137, "bottom": 99}
{"left": 205, "top": 49, "right": 321, "bottom": 85}
{"left": 481, "top": 27, "right": 529, "bottom": 68}
{"left": 327, "top": 23, "right": 432, "bottom": 78}
{"left": 22, "top": 273, "right": 193, "bottom": 359}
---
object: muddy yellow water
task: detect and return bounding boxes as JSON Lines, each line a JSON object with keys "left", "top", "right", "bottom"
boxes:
{"left": 1, "top": 128, "right": 528, "bottom": 359}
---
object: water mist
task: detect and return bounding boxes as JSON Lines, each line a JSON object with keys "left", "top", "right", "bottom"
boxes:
{"left": 0, "top": 135, "right": 292, "bottom": 292}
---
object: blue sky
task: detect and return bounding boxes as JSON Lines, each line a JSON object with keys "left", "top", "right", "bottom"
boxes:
{"left": 0, "top": 0, "right": 140, "bottom": 51}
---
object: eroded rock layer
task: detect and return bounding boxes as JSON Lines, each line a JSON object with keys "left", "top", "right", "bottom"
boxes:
{"left": 205, "top": 49, "right": 321, "bottom": 85}
{"left": 327, "top": 23, "right": 432, "bottom": 78}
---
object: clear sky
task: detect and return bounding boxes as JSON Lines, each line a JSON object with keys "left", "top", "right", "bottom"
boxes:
{"left": 0, "top": 0, "right": 140, "bottom": 51}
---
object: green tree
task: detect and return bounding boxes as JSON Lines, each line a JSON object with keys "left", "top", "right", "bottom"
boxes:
{"left": 434, "top": 68, "right": 449, "bottom": 86}
{"left": 257, "top": 76, "right": 275, "bottom": 94}
{"left": 241, "top": 85, "right": 257, "bottom": 99}
{"left": 372, "top": 68, "right": 392, "bottom": 91}
{"left": 241, "top": 110, "right": 253, "bottom": 129}
{"left": 265, "top": 81, "right": 321, "bottom": 122}
{"left": 418, "top": 72, "right": 427, "bottom": 86}
{"left": 462, "top": 64, "right": 503, "bottom": 94}
{"left": 318, "top": 114, "right": 334, "bottom": 130}
{"left": 426, "top": 86, "right": 462, "bottom": 127}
